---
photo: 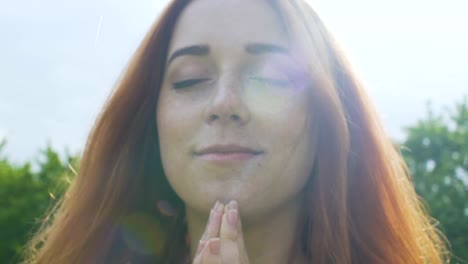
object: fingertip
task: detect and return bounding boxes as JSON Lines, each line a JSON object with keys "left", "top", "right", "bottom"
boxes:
{"left": 230, "top": 200, "right": 239, "bottom": 211}
{"left": 225, "top": 200, "right": 238, "bottom": 211}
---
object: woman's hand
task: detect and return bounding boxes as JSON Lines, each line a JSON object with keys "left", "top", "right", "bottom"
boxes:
{"left": 192, "top": 200, "right": 250, "bottom": 264}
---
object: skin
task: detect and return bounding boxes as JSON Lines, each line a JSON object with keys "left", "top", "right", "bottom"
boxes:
{"left": 157, "top": 0, "right": 315, "bottom": 262}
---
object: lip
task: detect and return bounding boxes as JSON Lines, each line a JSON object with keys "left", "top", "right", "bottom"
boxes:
{"left": 194, "top": 144, "right": 264, "bottom": 163}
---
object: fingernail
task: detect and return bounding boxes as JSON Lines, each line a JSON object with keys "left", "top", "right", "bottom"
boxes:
{"left": 227, "top": 209, "right": 238, "bottom": 226}
{"left": 229, "top": 200, "right": 238, "bottom": 210}
{"left": 213, "top": 200, "right": 219, "bottom": 210}
{"left": 216, "top": 201, "right": 224, "bottom": 212}
{"left": 209, "top": 238, "right": 221, "bottom": 255}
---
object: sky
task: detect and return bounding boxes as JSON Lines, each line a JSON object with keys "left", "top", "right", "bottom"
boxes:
{"left": 0, "top": 0, "right": 467, "bottom": 165}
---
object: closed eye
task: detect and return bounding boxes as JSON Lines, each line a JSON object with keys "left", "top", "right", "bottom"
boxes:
{"left": 172, "top": 78, "right": 211, "bottom": 89}
{"left": 249, "top": 77, "right": 291, "bottom": 87}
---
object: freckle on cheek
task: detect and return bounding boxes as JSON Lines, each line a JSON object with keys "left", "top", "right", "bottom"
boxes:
{"left": 257, "top": 160, "right": 263, "bottom": 168}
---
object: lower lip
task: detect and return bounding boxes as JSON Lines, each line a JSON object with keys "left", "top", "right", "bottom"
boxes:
{"left": 196, "top": 152, "right": 262, "bottom": 162}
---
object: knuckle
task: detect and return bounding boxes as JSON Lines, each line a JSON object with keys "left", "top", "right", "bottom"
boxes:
{"left": 226, "top": 229, "right": 238, "bottom": 240}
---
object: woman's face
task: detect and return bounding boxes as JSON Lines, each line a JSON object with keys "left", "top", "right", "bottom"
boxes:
{"left": 157, "top": 0, "right": 316, "bottom": 217}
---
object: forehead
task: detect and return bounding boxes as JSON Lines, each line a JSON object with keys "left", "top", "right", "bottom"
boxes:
{"left": 169, "top": 0, "right": 289, "bottom": 54}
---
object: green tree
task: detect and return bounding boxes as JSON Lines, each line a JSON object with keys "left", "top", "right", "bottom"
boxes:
{"left": 402, "top": 97, "right": 468, "bottom": 263}
{"left": 0, "top": 140, "right": 78, "bottom": 263}
{"left": 0, "top": 98, "right": 466, "bottom": 263}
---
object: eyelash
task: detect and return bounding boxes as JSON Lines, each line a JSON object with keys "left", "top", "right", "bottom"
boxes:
{"left": 248, "top": 77, "right": 291, "bottom": 88}
{"left": 171, "top": 77, "right": 290, "bottom": 90}
{"left": 172, "top": 78, "right": 210, "bottom": 89}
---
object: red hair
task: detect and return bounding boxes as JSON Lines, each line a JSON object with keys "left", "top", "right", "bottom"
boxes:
{"left": 22, "top": 0, "right": 449, "bottom": 263}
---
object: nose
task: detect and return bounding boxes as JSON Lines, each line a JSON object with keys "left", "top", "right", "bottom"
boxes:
{"left": 204, "top": 75, "right": 251, "bottom": 126}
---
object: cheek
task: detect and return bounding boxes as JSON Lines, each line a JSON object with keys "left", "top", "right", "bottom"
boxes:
{"left": 156, "top": 93, "right": 194, "bottom": 168}
{"left": 245, "top": 84, "right": 289, "bottom": 116}
{"left": 267, "top": 114, "right": 315, "bottom": 199}
{"left": 269, "top": 105, "right": 314, "bottom": 174}
{"left": 254, "top": 86, "right": 314, "bottom": 184}
{"left": 157, "top": 90, "right": 200, "bottom": 140}
{"left": 156, "top": 95, "right": 197, "bottom": 201}
{"left": 244, "top": 81, "right": 308, "bottom": 117}
{"left": 245, "top": 84, "right": 311, "bottom": 146}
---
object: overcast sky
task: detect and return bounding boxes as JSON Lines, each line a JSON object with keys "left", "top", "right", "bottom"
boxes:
{"left": 1, "top": 0, "right": 467, "bottom": 165}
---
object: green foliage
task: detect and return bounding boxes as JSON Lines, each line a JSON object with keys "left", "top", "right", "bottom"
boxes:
{"left": 0, "top": 140, "right": 79, "bottom": 263}
{"left": 0, "top": 98, "right": 466, "bottom": 263}
{"left": 402, "top": 97, "right": 468, "bottom": 263}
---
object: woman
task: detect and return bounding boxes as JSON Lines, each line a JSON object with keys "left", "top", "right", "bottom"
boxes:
{"left": 22, "top": 0, "right": 449, "bottom": 263}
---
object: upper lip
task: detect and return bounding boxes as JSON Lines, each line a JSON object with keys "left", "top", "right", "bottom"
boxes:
{"left": 195, "top": 144, "right": 264, "bottom": 155}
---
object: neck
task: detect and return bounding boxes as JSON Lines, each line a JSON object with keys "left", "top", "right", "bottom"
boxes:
{"left": 186, "top": 194, "right": 308, "bottom": 264}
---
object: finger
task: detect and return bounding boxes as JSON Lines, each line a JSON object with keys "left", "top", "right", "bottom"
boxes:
{"left": 201, "top": 201, "right": 219, "bottom": 238}
{"left": 194, "top": 201, "right": 220, "bottom": 264}
{"left": 200, "top": 201, "right": 219, "bottom": 241}
{"left": 220, "top": 202, "right": 238, "bottom": 241}
{"left": 202, "top": 201, "right": 224, "bottom": 241}
{"left": 232, "top": 206, "right": 250, "bottom": 264}
{"left": 192, "top": 240, "right": 206, "bottom": 264}
{"left": 192, "top": 239, "right": 208, "bottom": 263}
{"left": 222, "top": 200, "right": 245, "bottom": 242}
{"left": 219, "top": 200, "right": 249, "bottom": 263}
{"left": 201, "top": 238, "right": 221, "bottom": 264}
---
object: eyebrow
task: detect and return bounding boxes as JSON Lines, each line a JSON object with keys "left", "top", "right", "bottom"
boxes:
{"left": 245, "top": 43, "right": 290, "bottom": 55}
{"left": 167, "top": 45, "right": 210, "bottom": 66}
{"left": 166, "top": 42, "right": 290, "bottom": 66}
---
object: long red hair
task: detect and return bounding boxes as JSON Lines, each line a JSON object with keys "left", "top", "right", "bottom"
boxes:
{"left": 22, "top": 0, "right": 449, "bottom": 263}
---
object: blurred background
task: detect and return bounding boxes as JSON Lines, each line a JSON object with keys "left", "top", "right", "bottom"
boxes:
{"left": 0, "top": 0, "right": 466, "bottom": 263}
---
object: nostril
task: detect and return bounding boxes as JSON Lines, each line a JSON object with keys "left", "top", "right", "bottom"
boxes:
{"left": 209, "top": 115, "right": 218, "bottom": 122}
{"left": 207, "top": 113, "right": 243, "bottom": 124}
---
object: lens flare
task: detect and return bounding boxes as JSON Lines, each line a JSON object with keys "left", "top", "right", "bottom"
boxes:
{"left": 120, "top": 213, "right": 165, "bottom": 256}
